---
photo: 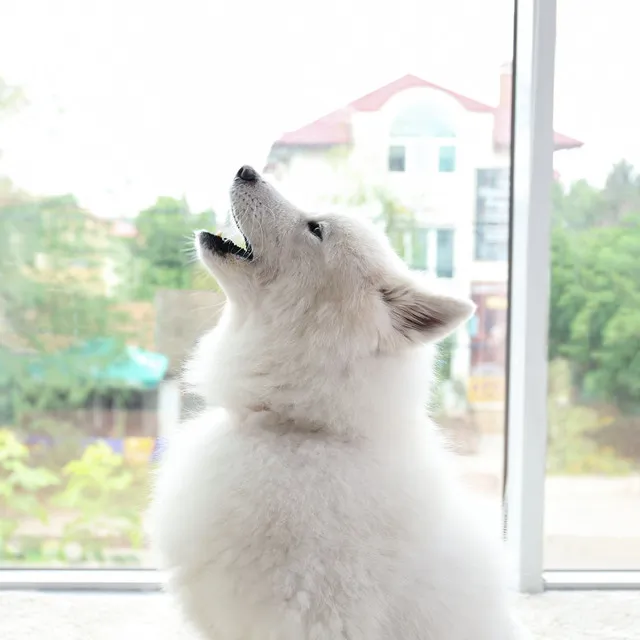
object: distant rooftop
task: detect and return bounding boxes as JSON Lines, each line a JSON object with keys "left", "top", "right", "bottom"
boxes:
{"left": 272, "top": 73, "right": 582, "bottom": 152}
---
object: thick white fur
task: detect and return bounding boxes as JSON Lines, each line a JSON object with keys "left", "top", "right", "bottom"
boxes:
{"left": 149, "top": 169, "right": 523, "bottom": 639}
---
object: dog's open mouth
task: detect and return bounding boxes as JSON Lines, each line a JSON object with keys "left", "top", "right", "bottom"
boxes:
{"left": 199, "top": 230, "right": 254, "bottom": 261}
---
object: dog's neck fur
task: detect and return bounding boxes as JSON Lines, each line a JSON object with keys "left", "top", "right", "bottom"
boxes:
{"left": 185, "top": 303, "right": 435, "bottom": 439}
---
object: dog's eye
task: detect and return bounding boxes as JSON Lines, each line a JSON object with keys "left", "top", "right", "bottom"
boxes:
{"left": 307, "top": 221, "right": 323, "bottom": 240}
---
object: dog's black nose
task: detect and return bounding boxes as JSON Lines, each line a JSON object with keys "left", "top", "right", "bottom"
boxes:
{"left": 236, "top": 165, "right": 258, "bottom": 182}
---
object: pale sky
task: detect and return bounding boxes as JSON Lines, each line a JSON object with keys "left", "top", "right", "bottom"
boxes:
{"left": 0, "top": 0, "right": 639, "bottom": 218}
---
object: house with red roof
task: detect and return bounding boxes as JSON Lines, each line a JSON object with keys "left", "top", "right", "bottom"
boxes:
{"left": 264, "top": 64, "right": 582, "bottom": 401}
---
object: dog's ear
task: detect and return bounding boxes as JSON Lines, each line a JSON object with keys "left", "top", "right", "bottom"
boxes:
{"left": 380, "top": 280, "right": 475, "bottom": 344}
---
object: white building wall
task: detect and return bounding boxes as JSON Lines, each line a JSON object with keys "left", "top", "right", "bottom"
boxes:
{"left": 267, "top": 88, "right": 511, "bottom": 386}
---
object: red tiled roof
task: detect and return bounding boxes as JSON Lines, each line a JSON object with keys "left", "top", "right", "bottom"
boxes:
{"left": 551, "top": 131, "right": 583, "bottom": 150}
{"left": 274, "top": 74, "right": 583, "bottom": 151}
{"left": 493, "top": 106, "right": 582, "bottom": 151}
{"left": 350, "top": 74, "right": 494, "bottom": 114}
{"left": 279, "top": 107, "right": 353, "bottom": 146}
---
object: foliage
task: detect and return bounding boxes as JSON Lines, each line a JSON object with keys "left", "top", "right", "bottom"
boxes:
{"left": 548, "top": 161, "right": 640, "bottom": 472}
{"left": 0, "top": 429, "right": 60, "bottom": 558}
{"left": 0, "top": 73, "right": 207, "bottom": 564}
{"left": 0, "top": 194, "right": 134, "bottom": 420}
{"left": 435, "top": 335, "right": 455, "bottom": 383}
{"left": 124, "top": 196, "right": 217, "bottom": 300}
{"left": 553, "top": 160, "right": 640, "bottom": 231}
{"left": 53, "top": 442, "right": 147, "bottom": 553}
{"left": 546, "top": 360, "right": 633, "bottom": 474}
{"left": 0, "top": 430, "right": 148, "bottom": 564}
{"left": 552, "top": 178, "right": 604, "bottom": 230}
{"left": 337, "top": 181, "right": 416, "bottom": 259}
{"left": 431, "top": 335, "right": 467, "bottom": 414}
{"left": 550, "top": 169, "right": 640, "bottom": 409}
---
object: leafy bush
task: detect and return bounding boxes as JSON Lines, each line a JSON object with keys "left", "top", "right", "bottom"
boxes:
{"left": 0, "top": 429, "right": 60, "bottom": 559}
{"left": 547, "top": 360, "right": 634, "bottom": 474}
{"left": 53, "top": 442, "right": 148, "bottom": 555}
{"left": 0, "top": 430, "right": 148, "bottom": 564}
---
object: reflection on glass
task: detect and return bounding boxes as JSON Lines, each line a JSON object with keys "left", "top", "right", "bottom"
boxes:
{"left": 0, "top": 0, "right": 515, "bottom": 567}
{"left": 545, "top": 0, "right": 640, "bottom": 570}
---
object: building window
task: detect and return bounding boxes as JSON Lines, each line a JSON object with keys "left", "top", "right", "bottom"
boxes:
{"left": 388, "top": 145, "right": 406, "bottom": 172}
{"left": 403, "top": 228, "right": 429, "bottom": 270}
{"left": 436, "top": 229, "right": 454, "bottom": 278}
{"left": 438, "top": 145, "right": 456, "bottom": 172}
{"left": 411, "top": 228, "right": 429, "bottom": 270}
{"left": 389, "top": 96, "right": 458, "bottom": 138}
{"left": 475, "top": 223, "right": 508, "bottom": 261}
{"left": 475, "top": 168, "right": 509, "bottom": 260}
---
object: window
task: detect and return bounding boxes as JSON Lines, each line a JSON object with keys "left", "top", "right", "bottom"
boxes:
{"left": 475, "top": 168, "right": 509, "bottom": 261}
{"left": 400, "top": 228, "right": 454, "bottom": 276}
{"left": 410, "top": 228, "right": 429, "bottom": 270}
{"left": 0, "top": 0, "right": 517, "bottom": 593}
{"left": 1, "top": 0, "right": 631, "bottom": 601}
{"left": 438, "top": 145, "right": 456, "bottom": 172}
{"left": 436, "top": 229, "right": 454, "bottom": 278}
{"left": 390, "top": 97, "right": 458, "bottom": 138}
{"left": 388, "top": 145, "right": 405, "bottom": 172}
{"left": 399, "top": 227, "right": 429, "bottom": 270}
{"left": 542, "top": 0, "right": 640, "bottom": 575}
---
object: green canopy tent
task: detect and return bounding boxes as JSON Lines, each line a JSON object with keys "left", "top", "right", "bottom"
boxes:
{"left": 27, "top": 338, "right": 168, "bottom": 390}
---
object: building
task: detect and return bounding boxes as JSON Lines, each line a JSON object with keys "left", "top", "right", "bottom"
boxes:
{"left": 263, "top": 64, "right": 582, "bottom": 416}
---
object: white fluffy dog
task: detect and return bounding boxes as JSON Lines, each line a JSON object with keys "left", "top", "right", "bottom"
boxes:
{"left": 149, "top": 166, "right": 522, "bottom": 639}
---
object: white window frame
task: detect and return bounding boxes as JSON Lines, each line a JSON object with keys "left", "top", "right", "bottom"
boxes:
{"left": 2, "top": 0, "right": 639, "bottom": 595}
{"left": 504, "top": 0, "right": 556, "bottom": 594}
{"left": 506, "top": 0, "right": 640, "bottom": 593}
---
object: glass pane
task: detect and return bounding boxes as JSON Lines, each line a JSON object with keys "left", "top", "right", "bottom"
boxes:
{"left": 545, "top": 0, "right": 640, "bottom": 569}
{"left": 389, "top": 145, "right": 406, "bottom": 172}
{"left": 0, "top": 0, "right": 514, "bottom": 567}
{"left": 411, "top": 228, "right": 429, "bottom": 270}
{"left": 475, "top": 168, "right": 510, "bottom": 260}
{"left": 439, "top": 145, "right": 457, "bottom": 173}
{"left": 436, "top": 229, "right": 455, "bottom": 278}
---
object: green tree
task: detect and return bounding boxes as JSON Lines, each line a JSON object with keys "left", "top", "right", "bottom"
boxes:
{"left": 550, "top": 215, "right": 640, "bottom": 408}
{"left": 333, "top": 180, "right": 416, "bottom": 260}
{"left": 0, "top": 76, "right": 151, "bottom": 564}
{"left": 553, "top": 160, "right": 640, "bottom": 231}
{"left": 0, "top": 195, "right": 133, "bottom": 421}
{"left": 125, "top": 197, "right": 216, "bottom": 300}
{"left": 601, "top": 159, "right": 640, "bottom": 224}
{"left": 550, "top": 164, "right": 640, "bottom": 410}
{"left": 552, "top": 179, "right": 604, "bottom": 231}
{"left": 546, "top": 360, "right": 632, "bottom": 474}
